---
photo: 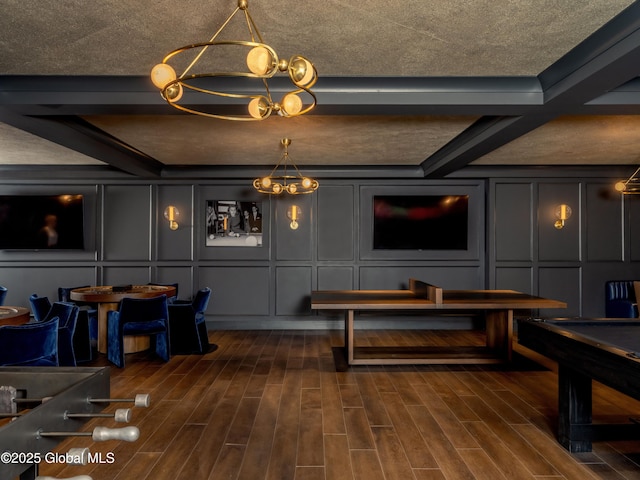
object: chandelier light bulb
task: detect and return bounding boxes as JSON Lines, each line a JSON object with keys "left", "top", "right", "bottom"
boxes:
{"left": 248, "top": 96, "right": 270, "bottom": 119}
{"left": 614, "top": 181, "right": 626, "bottom": 192}
{"left": 272, "top": 183, "right": 283, "bottom": 194}
{"left": 151, "top": 64, "right": 177, "bottom": 89}
{"left": 289, "top": 57, "right": 314, "bottom": 87}
{"left": 302, "top": 177, "right": 312, "bottom": 189}
{"left": 288, "top": 183, "right": 298, "bottom": 194}
{"left": 246, "top": 46, "right": 274, "bottom": 75}
{"left": 261, "top": 177, "right": 272, "bottom": 188}
{"left": 282, "top": 93, "right": 302, "bottom": 116}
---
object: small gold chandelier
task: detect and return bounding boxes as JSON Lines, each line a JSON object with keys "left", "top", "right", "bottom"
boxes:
{"left": 150, "top": 0, "right": 317, "bottom": 121}
{"left": 253, "top": 138, "right": 319, "bottom": 194}
{"left": 614, "top": 165, "right": 640, "bottom": 194}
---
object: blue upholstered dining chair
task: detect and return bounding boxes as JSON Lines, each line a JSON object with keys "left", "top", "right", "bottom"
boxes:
{"left": 168, "top": 287, "right": 213, "bottom": 355}
{"left": 58, "top": 285, "right": 97, "bottom": 362}
{"left": 0, "top": 316, "right": 59, "bottom": 366}
{"left": 107, "top": 295, "right": 171, "bottom": 368}
{"left": 0, "top": 286, "right": 7, "bottom": 306}
{"left": 40, "top": 302, "right": 80, "bottom": 367}
{"left": 29, "top": 293, "right": 52, "bottom": 322}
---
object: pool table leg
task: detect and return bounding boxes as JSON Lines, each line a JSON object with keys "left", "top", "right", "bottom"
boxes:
{"left": 558, "top": 365, "right": 592, "bottom": 452}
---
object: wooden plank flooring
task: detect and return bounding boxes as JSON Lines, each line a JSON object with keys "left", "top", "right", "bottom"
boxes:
{"left": 36, "top": 329, "right": 640, "bottom": 480}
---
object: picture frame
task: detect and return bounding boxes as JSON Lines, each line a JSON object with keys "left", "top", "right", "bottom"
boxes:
{"left": 205, "top": 200, "right": 263, "bottom": 247}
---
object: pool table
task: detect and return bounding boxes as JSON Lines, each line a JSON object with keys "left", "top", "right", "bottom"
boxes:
{"left": 517, "top": 318, "right": 640, "bottom": 452}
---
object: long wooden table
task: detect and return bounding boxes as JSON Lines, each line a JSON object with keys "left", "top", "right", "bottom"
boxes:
{"left": 311, "top": 279, "right": 566, "bottom": 365}
{"left": 70, "top": 285, "right": 175, "bottom": 354}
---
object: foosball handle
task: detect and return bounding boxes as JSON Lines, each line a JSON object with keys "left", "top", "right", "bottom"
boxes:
{"left": 35, "top": 475, "right": 93, "bottom": 480}
{"left": 133, "top": 394, "right": 150, "bottom": 407}
{"left": 92, "top": 426, "right": 139, "bottom": 442}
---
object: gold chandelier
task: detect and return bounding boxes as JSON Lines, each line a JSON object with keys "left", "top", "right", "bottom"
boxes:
{"left": 150, "top": 0, "right": 318, "bottom": 121}
{"left": 614, "top": 165, "right": 640, "bottom": 194}
{"left": 253, "top": 138, "right": 318, "bottom": 194}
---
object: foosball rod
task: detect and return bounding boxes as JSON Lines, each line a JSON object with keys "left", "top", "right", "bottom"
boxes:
{"left": 38, "top": 426, "right": 140, "bottom": 442}
{"left": 88, "top": 393, "right": 150, "bottom": 408}
{"left": 65, "top": 408, "right": 132, "bottom": 423}
{"left": 0, "top": 408, "right": 132, "bottom": 423}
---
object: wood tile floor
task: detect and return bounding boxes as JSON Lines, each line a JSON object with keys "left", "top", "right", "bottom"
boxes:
{"left": 38, "top": 329, "right": 640, "bottom": 480}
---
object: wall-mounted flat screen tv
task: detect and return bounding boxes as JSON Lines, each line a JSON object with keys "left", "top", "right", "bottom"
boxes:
{"left": 373, "top": 195, "right": 469, "bottom": 250}
{"left": 0, "top": 195, "right": 85, "bottom": 250}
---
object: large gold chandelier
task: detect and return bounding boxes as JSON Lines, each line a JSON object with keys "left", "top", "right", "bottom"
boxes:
{"left": 253, "top": 138, "right": 319, "bottom": 194}
{"left": 614, "top": 165, "right": 640, "bottom": 194}
{"left": 150, "top": 0, "right": 317, "bottom": 121}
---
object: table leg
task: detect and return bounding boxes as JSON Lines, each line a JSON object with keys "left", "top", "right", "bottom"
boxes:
{"left": 345, "top": 309, "right": 355, "bottom": 365}
{"left": 558, "top": 365, "right": 592, "bottom": 452}
{"left": 485, "top": 309, "right": 513, "bottom": 361}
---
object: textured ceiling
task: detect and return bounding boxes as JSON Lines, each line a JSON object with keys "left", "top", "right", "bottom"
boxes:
{"left": 1, "top": 0, "right": 640, "bottom": 177}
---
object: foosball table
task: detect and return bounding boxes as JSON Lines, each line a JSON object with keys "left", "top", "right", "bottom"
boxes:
{"left": 0, "top": 366, "right": 148, "bottom": 480}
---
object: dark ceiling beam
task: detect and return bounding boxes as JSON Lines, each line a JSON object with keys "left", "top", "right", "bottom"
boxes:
{"left": 0, "top": 75, "right": 544, "bottom": 117}
{"left": 420, "top": 2, "right": 640, "bottom": 178}
{"left": 0, "top": 108, "right": 163, "bottom": 177}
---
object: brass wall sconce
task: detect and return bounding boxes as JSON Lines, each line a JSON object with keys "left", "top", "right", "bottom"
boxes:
{"left": 554, "top": 204, "right": 571, "bottom": 229}
{"left": 164, "top": 206, "right": 180, "bottom": 230}
{"left": 287, "top": 205, "right": 301, "bottom": 230}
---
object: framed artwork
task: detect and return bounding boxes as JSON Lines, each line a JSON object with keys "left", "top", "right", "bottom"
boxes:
{"left": 205, "top": 200, "right": 263, "bottom": 247}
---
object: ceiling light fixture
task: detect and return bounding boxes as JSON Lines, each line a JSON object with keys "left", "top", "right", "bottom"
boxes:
{"left": 614, "top": 166, "right": 640, "bottom": 194}
{"left": 150, "top": 0, "right": 317, "bottom": 121}
{"left": 253, "top": 138, "right": 318, "bottom": 195}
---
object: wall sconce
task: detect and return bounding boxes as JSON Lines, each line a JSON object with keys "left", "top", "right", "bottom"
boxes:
{"left": 554, "top": 204, "right": 572, "bottom": 229}
{"left": 164, "top": 205, "right": 180, "bottom": 230}
{"left": 287, "top": 205, "right": 301, "bottom": 230}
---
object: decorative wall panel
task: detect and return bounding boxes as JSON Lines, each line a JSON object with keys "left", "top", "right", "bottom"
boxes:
{"left": 318, "top": 186, "right": 354, "bottom": 261}
{"left": 538, "top": 183, "right": 580, "bottom": 262}
{"left": 538, "top": 267, "right": 581, "bottom": 317}
{"left": 495, "top": 184, "right": 532, "bottom": 261}
{"left": 103, "top": 185, "right": 151, "bottom": 261}
{"left": 276, "top": 266, "right": 312, "bottom": 316}
{"left": 317, "top": 266, "right": 353, "bottom": 291}
{"left": 199, "top": 266, "right": 270, "bottom": 316}
{"left": 157, "top": 185, "right": 193, "bottom": 261}
{"left": 585, "top": 183, "right": 622, "bottom": 261}
{"left": 495, "top": 267, "right": 533, "bottom": 294}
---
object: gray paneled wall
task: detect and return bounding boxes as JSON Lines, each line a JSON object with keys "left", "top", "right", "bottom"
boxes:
{"left": 490, "top": 178, "right": 640, "bottom": 319}
{"left": 0, "top": 174, "right": 638, "bottom": 327}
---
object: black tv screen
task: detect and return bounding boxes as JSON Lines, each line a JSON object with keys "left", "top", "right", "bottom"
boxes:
{"left": 0, "top": 195, "right": 85, "bottom": 250}
{"left": 373, "top": 195, "right": 469, "bottom": 250}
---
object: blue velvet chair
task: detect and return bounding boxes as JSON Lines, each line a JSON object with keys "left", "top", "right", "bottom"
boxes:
{"left": 0, "top": 286, "right": 7, "bottom": 306}
{"left": 107, "top": 295, "right": 170, "bottom": 368}
{"left": 41, "top": 302, "right": 79, "bottom": 367}
{"left": 29, "top": 293, "right": 51, "bottom": 321}
{"left": 605, "top": 280, "right": 638, "bottom": 318}
{"left": 0, "top": 316, "right": 59, "bottom": 366}
{"left": 168, "top": 287, "right": 212, "bottom": 355}
{"left": 58, "top": 285, "right": 97, "bottom": 362}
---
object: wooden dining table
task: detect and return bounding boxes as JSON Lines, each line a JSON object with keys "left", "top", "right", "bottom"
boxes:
{"left": 70, "top": 285, "right": 176, "bottom": 354}
{"left": 0, "top": 306, "right": 31, "bottom": 326}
